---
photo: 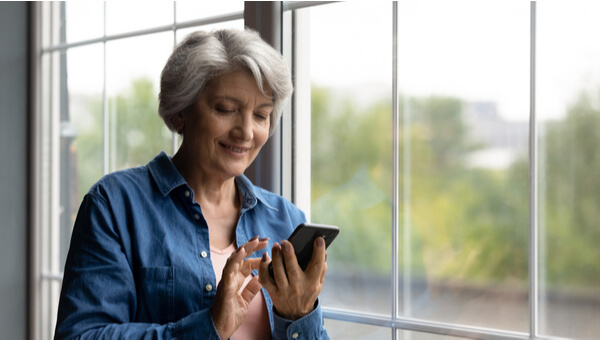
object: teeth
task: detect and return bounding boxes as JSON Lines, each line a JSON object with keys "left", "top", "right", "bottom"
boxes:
{"left": 227, "top": 146, "right": 245, "bottom": 153}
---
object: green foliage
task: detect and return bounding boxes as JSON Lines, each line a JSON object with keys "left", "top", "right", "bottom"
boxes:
{"left": 535, "top": 90, "right": 600, "bottom": 286}
{"left": 72, "top": 77, "right": 600, "bottom": 289}
{"left": 311, "top": 84, "right": 599, "bottom": 289}
{"left": 71, "top": 77, "right": 172, "bottom": 199}
{"left": 310, "top": 86, "right": 393, "bottom": 274}
{"left": 109, "top": 78, "right": 173, "bottom": 170}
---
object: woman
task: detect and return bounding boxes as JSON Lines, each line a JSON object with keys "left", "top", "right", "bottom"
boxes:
{"left": 55, "top": 29, "right": 329, "bottom": 340}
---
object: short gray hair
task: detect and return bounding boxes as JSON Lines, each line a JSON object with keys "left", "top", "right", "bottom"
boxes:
{"left": 158, "top": 29, "right": 293, "bottom": 136}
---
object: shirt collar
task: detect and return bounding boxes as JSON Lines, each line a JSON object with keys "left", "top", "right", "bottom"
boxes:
{"left": 147, "top": 151, "right": 277, "bottom": 211}
{"left": 235, "top": 174, "right": 278, "bottom": 211}
{"left": 147, "top": 151, "right": 188, "bottom": 197}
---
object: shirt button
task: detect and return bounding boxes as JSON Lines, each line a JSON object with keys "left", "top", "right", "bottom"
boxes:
{"left": 292, "top": 332, "right": 299, "bottom": 339}
{"left": 200, "top": 251, "right": 208, "bottom": 258}
{"left": 194, "top": 213, "right": 200, "bottom": 220}
{"left": 184, "top": 190, "right": 190, "bottom": 198}
{"left": 205, "top": 284, "right": 213, "bottom": 292}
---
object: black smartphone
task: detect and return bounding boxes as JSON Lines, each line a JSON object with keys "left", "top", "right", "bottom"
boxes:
{"left": 268, "top": 223, "right": 339, "bottom": 279}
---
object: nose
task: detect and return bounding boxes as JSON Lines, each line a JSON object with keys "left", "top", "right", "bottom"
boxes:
{"left": 232, "top": 111, "right": 253, "bottom": 141}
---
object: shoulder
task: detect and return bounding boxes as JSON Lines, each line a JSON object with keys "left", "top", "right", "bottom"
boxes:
{"left": 88, "top": 165, "right": 151, "bottom": 200}
{"left": 255, "top": 186, "right": 298, "bottom": 211}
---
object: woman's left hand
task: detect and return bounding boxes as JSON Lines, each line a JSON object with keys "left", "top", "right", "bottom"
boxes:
{"left": 258, "top": 237, "right": 327, "bottom": 320}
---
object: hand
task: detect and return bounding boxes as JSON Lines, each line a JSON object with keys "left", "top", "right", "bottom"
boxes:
{"left": 211, "top": 236, "right": 269, "bottom": 339}
{"left": 258, "top": 237, "right": 327, "bottom": 320}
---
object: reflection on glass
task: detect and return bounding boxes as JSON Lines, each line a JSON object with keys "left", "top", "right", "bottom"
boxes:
{"left": 398, "top": 0, "right": 529, "bottom": 331}
{"left": 537, "top": 1, "right": 600, "bottom": 339}
{"left": 176, "top": 1, "right": 244, "bottom": 23}
{"left": 106, "top": 33, "right": 173, "bottom": 172}
{"left": 324, "top": 319, "right": 391, "bottom": 340}
{"left": 106, "top": 2, "right": 174, "bottom": 36}
{"left": 304, "top": 2, "right": 394, "bottom": 315}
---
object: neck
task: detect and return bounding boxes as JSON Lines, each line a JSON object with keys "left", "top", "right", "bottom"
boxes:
{"left": 171, "top": 149, "right": 238, "bottom": 208}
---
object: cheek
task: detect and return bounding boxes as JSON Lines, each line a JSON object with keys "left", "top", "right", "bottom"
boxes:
{"left": 255, "top": 125, "right": 270, "bottom": 148}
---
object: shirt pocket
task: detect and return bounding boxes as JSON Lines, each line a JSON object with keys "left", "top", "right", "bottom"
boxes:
{"left": 135, "top": 266, "right": 175, "bottom": 323}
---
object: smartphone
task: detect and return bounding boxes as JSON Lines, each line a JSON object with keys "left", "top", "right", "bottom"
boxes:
{"left": 268, "top": 223, "right": 339, "bottom": 279}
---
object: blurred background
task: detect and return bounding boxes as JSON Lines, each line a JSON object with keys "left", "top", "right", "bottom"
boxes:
{"left": 2, "top": 1, "right": 599, "bottom": 339}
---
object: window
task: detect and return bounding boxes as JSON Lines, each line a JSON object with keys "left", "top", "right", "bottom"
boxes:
{"left": 285, "top": 1, "right": 599, "bottom": 339}
{"left": 34, "top": 3, "right": 243, "bottom": 339}
{"left": 33, "top": 1, "right": 600, "bottom": 339}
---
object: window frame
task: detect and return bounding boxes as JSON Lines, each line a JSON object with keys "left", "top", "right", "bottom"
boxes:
{"left": 29, "top": 1, "right": 565, "bottom": 340}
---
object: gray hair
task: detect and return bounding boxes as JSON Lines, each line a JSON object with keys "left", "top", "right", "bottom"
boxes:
{"left": 158, "top": 29, "right": 293, "bottom": 136}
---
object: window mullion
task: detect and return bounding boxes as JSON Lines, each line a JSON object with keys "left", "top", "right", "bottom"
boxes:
{"left": 529, "top": 1, "right": 539, "bottom": 338}
{"left": 391, "top": 0, "right": 400, "bottom": 336}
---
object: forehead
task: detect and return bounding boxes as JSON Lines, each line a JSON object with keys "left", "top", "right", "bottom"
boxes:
{"left": 203, "top": 70, "right": 273, "bottom": 101}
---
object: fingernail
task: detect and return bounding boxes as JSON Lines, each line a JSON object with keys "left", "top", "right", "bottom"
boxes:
{"left": 282, "top": 240, "right": 290, "bottom": 252}
{"left": 272, "top": 244, "right": 280, "bottom": 256}
{"left": 259, "top": 237, "right": 270, "bottom": 242}
{"left": 249, "top": 235, "right": 260, "bottom": 241}
{"left": 236, "top": 246, "right": 244, "bottom": 253}
{"left": 262, "top": 252, "right": 269, "bottom": 262}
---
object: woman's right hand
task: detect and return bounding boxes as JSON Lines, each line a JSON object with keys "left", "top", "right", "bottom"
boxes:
{"left": 210, "top": 236, "right": 269, "bottom": 339}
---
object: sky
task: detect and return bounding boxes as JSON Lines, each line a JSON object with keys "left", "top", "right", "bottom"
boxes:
{"left": 60, "top": 1, "right": 600, "bottom": 123}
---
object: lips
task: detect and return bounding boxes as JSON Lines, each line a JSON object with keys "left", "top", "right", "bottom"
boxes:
{"left": 221, "top": 143, "right": 250, "bottom": 154}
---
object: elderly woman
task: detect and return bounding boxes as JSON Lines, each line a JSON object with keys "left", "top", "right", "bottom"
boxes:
{"left": 55, "top": 29, "right": 329, "bottom": 340}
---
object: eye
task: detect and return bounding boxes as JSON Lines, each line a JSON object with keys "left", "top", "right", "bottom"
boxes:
{"left": 254, "top": 113, "right": 269, "bottom": 121}
{"left": 216, "top": 107, "right": 235, "bottom": 114}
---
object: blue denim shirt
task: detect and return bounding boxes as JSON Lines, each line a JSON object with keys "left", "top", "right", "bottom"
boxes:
{"left": 55, "top": 151, "right": 329, "bottom": 340}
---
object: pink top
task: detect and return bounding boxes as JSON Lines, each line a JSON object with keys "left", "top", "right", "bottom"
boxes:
{"left": 211, "top": 243, "right": 272, "bottom": 340}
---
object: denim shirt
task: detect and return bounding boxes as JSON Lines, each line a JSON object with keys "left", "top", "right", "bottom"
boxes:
{"left": 55, "top": 151, "right": 329, "bottom": 340}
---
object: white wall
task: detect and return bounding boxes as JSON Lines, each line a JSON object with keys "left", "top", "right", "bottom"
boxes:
{"left": 0, "top": 2, "right": 29, "bottom": 339}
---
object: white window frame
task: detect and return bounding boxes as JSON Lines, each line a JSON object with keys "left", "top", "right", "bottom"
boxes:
{"left": 283, "top": 2, "right": 549, "bottom": 340}
{"left": 30, "top": 1, "right": 562, "bottom": 340}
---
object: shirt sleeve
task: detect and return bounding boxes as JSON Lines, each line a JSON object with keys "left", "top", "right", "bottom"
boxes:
{"left": 54, "top": 193, "right": 221, "bottom": 340}
{"left": 272, "top": 299, "right": 330, "bottom": 340}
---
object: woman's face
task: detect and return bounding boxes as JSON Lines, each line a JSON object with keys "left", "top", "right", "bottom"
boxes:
{"left": 180, "top": 70, "right": 273, "bottom": 179}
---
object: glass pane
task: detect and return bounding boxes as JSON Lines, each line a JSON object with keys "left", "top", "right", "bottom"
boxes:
{"left": 324, "top": 319, "right": 391, "bottom": 340}
{"left": 176, "top": 19, "right": 245, "bottom": 44}
{"left": 176, "top": 0, "right": 243, "bottom": 23}
{"left": 105, "top": 2, "right": 173, "bottom": 36}
{"left": 65, "top": 1, "right": 103, "bottom": 42}
{"left": 537, "top": 1, "right": 600, "bottom": 339}
{"left": 106, "top": 33, "right": 174, "bottom": 171}
{"left": 398, "top": 0, "right": 529, "bottom": 331}
{"left": 303, "top": 2, "right": 394, "bottom": 315}
{"left": 63, "top": 43, "right": 105, "bottom": 263}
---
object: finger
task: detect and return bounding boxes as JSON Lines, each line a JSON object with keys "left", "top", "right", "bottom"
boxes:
{"left": 258, "top": 251, "right": 276, "bottom": 289}
{"left": 225, "top": 245, "right": 246, "bottom": 269}
{"left": 241, "top": 236, "right": 270, "bottom": 255}
{"left": 306, "top": 237, "right": 327, "bottom": 278}
{"left": 319, "top": 262, "right": 328, "bottom": 285}
{"left": 271, "top": 243, "right": 289, "bottom": 288}
{"left": 240, "top": 276, "right": 262, "bottom": 303}
{"left": 281, "top": 240, "right": 302, "bottom": 280}
{"left": 240, "top": 257, "right": 262, "bottom": 276}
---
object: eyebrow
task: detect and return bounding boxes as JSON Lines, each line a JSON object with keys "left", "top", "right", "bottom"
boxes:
{"left": 214, "top": 95, "right": 274, "bottom": 109}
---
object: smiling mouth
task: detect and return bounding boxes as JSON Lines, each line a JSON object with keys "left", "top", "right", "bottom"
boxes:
{"left": 222, "top": 143, "right": 250, "bottom": 154}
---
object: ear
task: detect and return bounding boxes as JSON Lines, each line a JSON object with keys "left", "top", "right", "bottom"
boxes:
{"left": 171, "top": 112, "right": 184, "bottom": 134}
